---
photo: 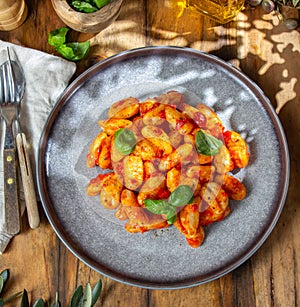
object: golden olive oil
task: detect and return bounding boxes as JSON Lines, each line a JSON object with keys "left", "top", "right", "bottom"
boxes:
{"left": 186, "top": 0, "right": 245, "bottom": 24}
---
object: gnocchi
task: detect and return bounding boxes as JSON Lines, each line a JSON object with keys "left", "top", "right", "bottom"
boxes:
{"left": 86, "top": 91, "right": 250, "bottom": 248}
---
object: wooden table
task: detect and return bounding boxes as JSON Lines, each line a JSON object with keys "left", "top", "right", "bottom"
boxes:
{"left": 1, "top": 1, "right": 299, "bottom": 306}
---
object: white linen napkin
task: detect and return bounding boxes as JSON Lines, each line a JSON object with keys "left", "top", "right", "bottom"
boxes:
{"left": 0, "top": 40, "right": 76, "bottom": 253}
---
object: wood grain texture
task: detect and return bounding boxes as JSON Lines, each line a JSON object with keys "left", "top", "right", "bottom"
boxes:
{"left": 0, "top": 1, "right": 299, "bottom": 306}
{"left": 16, "top": 133, "right": 40, "bottom": 229}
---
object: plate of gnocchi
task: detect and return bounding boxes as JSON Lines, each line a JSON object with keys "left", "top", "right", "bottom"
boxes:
{"left": 37, "top": 46, "right": 289, "bottom": 289}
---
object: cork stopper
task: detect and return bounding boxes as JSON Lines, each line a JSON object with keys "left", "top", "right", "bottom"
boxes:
{"left": 0, "top": 0, "right": 28, "bottom": 31}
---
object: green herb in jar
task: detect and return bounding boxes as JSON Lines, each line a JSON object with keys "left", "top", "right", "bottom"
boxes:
{"left": 69, "top": 0, "right": 111, "bottom": 13}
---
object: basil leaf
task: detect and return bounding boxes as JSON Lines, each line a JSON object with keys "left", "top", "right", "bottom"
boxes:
{"left": 144, "top": 199, "right": 169, "bottom": 215}
{"left": 167, "top": 213, "right": 177, "bottom": 225}
{"left": 71, "top": 1, "right": 98, "bottom": 12}
{"left": 114, "top": 128, "right": 136, "bottom": 155}
{"left": 48, "top": 27, "right": 69, "bottom": 48}
{"left": 57, "top": 41, "right": 90, "bottom": 61}
{"left": 195, "top": 130, "right": 223, "bottom": 156}
{"left": 188, "top": 196, "right": 194, "bottom": 204}
{"left": 165, "top": 207, "right": 177, "bottom": 224}
{"left": 48, "top": 27, "right": 90, "bottom": 61}
{"left": 94, "top": 0, "right": 110, "bottom": 9}
{"left": 168, "top": 185, "right": 194, "bottom": 207}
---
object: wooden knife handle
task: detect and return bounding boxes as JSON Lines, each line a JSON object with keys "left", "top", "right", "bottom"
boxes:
{"left": 16, "top": 133, "right": 40, "bottom": 229}
{"left": 3, "top": 147, "right": 21, "bottom": 235}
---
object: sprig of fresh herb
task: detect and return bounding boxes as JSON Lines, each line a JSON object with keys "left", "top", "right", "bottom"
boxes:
{"left": 0, "top": 269, "right": 102, "bottom": 307}
{"left": 48, "top": 27, "right": 90, "bottom": 61}
{"left": 69, "top": 0, "right": 111, "bottom": 13}
{"left": 145, "top": 185, "right": 194, "bottom": 224}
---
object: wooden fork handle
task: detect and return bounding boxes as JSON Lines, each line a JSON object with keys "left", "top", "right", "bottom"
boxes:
{"left": 16, "top": 133, "right": 40, "bottom": 229}
{"left": 3, "top": 147, "right": 21, "bottom": 235}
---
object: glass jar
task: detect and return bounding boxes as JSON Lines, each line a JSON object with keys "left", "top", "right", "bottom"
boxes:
{"left": 186, "top": 0, "right": 245, "bottom": 24}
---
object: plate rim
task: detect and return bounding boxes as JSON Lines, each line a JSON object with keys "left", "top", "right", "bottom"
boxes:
{"left": 37, "top": 46, "right": 290, "bottom": 289}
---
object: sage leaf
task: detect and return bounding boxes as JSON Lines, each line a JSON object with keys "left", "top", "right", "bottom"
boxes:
{"left": 168, "top": 185, "right": 194, "bottom": 207}
{"left": 91, "top": 279, "right": 102, "bottom": 306}
{"left": 0, "top": 298, "right": 3, "bottom": 307}
{"left": 48, "top": 27, "right": 68, "bottom": 49}
{"left": 21, "top": 289, "right": 30, "bottom": 307}
{"left": 195, "top": 130, "right": 223, "bottom": 156}
{"left": 81, "top": 283, "right": 92, "bottom": 307}
{"left": 144, "top": 199, "right": 169, "bottom": 215}
{"left": 0, "top": 269, "right": 9, "bottom": 295}
{"left": 33, "top": 298, "right": 45, "bottom": 307}
{"left": 114, "top": 128, "right": 136, "bottom": 155}
{"left": 69, "top": 285, "right": 83, "bottom": 307}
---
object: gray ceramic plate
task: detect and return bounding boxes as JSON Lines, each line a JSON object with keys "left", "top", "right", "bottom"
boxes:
{"left": 37, "top": 46, "right": 289, "bottom": 289}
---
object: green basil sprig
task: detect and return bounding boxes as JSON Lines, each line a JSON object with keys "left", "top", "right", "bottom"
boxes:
{"left": 145, "top": 185, "right": 194, "bottom": 224}
{"left": 114, "top": 128, "right": 137, "bottom": 155}
{"left": 48, "top": 27, "right": 90, "bottom": 61}
{"left": 195, "top": 130, "right": 223, "bottom": 156}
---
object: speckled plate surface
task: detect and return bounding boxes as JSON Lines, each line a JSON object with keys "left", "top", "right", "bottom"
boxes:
{"left": 37, "top": 46, "right": 289, "bottom": 289}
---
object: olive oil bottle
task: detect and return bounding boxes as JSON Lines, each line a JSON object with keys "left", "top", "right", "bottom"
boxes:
{"left": 186, "top": 0, "right": 245, "bottom": 24}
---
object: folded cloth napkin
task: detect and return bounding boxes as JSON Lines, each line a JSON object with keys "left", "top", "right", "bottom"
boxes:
{"left": 0, "top": 40, "right": 76, "bottom": 253}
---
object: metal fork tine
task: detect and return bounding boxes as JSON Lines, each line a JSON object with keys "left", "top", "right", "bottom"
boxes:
{"left": 0, "top": 67, "right": 3, "bottom": 103}
{"left": 6, "top": 48, "right": 16, "bottom": 102}
{"left": 3, "top": 65, "right": 11, "bottom": 103}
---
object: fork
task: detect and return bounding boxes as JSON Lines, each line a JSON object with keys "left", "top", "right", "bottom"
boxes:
{"left": 0, "top": 50, "right": 21, "bottom": 235}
